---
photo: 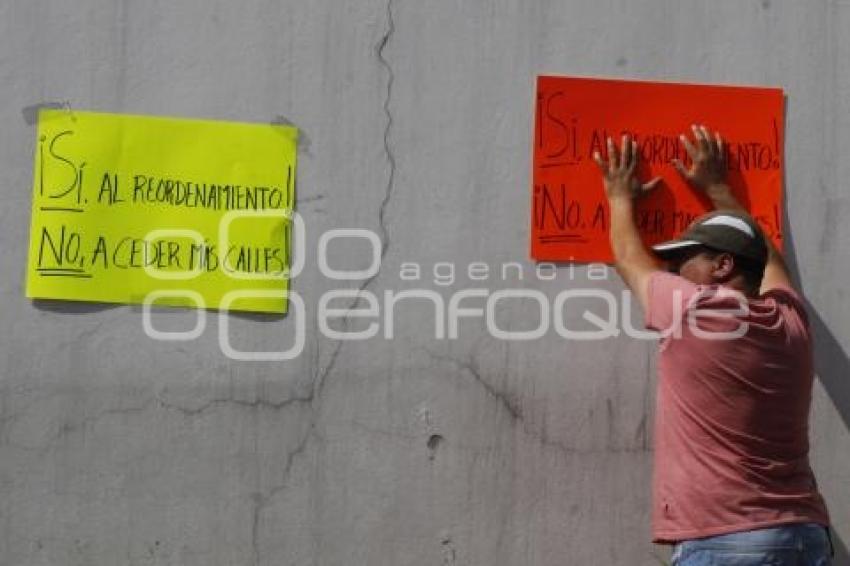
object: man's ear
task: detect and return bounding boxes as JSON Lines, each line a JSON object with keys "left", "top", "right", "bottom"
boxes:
{"left": 712, "top": 253, "right": 736, "bottom": 280}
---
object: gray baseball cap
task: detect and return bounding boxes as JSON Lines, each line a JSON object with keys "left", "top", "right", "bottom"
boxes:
{"left": 651, "top": 210, "right": 768, "bottom": 267}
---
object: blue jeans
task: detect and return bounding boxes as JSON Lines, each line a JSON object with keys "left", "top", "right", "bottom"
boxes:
{"left": 671, "top": 523, "right": 833, "bottom": 565}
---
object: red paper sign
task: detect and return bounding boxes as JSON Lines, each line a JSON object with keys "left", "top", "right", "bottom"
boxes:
{"left": 530, "top": 75, "right": 785, "bottom": 263}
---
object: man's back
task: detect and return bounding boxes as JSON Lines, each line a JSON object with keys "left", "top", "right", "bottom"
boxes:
{"left": 645, "top": 271, "right": 830, "bottom": 543}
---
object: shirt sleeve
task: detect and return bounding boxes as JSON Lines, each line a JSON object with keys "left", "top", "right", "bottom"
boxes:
{"left": 761, "top": 285, "right": 811, "bottom": 334}
{"left": 645, "top": 271, "right": 701, "bottom": 332}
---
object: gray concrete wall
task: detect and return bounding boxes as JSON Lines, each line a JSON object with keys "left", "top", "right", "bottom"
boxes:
{"left": 1, "top": 1, "right": 849, "bottom": 564}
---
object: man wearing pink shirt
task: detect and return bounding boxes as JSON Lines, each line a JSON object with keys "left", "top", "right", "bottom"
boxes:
{"left": 594, "top": 126, "right": 832, "bottom": 565}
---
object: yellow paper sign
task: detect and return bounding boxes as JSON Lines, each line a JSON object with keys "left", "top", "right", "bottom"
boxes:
{"left": 26, "top": 109, "right": 297, "bottom": 313}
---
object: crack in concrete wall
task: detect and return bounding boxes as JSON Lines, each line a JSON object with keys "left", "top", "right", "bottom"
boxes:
{"left": 248, "top": 2, "right": 398, "bottom": 563}
{"left": 427, "top": 350, "right": 653, "bottom": 459}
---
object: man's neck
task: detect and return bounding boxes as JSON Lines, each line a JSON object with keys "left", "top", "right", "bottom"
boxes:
{"left": 713, "top": 275, "right": 755, "bottom": 298}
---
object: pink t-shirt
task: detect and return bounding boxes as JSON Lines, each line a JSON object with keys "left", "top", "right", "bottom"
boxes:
{"left": 645, "top": 271, "right": 830, "bottom": 544}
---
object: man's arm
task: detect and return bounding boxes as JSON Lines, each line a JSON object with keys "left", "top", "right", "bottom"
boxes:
{"left": 673, "top": 125, "right": 794, "bottom": 294}
{"left": 759, "top": 239, "right": 795, "bottom": 294}
{"left": 594, "top": 135, "right": 662, "bottom": 312}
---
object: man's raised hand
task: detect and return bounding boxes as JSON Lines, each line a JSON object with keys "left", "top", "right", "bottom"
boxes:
{"left": 672, "top": 124, "right": 728, "bottom": 192}
{"left": 673, "top": 125, "right": 744, "bottom": 212}
{"left": 593, "top": 134, "right": 661, "bottom": 201}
